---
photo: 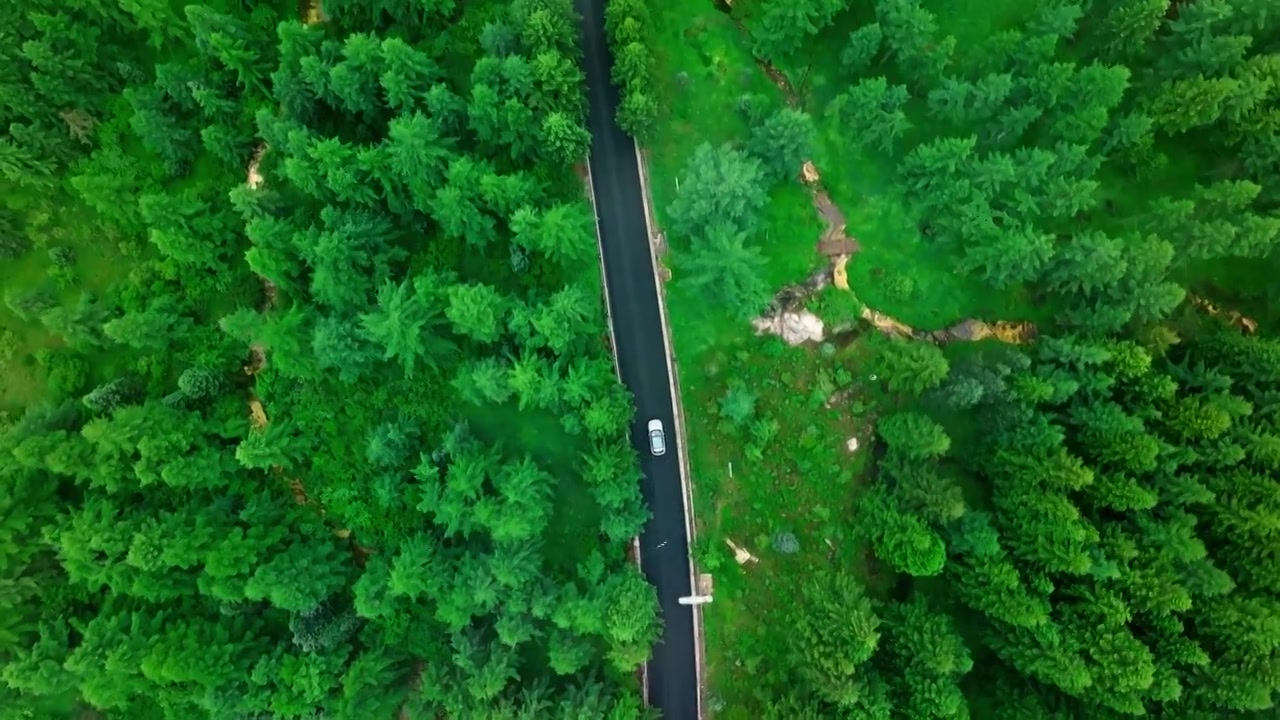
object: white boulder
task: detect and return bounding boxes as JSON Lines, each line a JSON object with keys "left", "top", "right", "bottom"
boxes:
{"left": 752, "top": 310, "right": 825, "bottom": 346}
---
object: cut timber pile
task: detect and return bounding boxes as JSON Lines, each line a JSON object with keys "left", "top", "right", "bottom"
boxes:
{"left": 725, "top": 538, "right": 759, "bottom": 565}
{"left": 860, "top": 306, "right": 915, "bottom": 339}
{"left": 928, "top": 318, "right": 1037, "bottom": 344}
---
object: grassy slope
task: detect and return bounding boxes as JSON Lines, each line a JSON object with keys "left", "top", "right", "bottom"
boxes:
{"left": 644, "top": 1, "right": 937, "bottom": 712}
{"left": 644, "top": 0, "right": 1216, "bottom": 712}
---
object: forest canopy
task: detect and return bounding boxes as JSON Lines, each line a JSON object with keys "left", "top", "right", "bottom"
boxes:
{"left": 0, "top": 0, "right": 659, "bottom": 717}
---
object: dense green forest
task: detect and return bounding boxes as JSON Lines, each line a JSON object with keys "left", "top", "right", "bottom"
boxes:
{"left": 7, "top": 0, "right": 1280, "bottom": 716}
{"left": 626, "top": 0, "right": 1280, "bottom": 717}
{"left": 0, "top": 0, "right": 661, "bottom": 717}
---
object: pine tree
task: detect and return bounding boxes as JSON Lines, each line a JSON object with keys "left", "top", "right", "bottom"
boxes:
{"left": 445, "top": 283, "right": 508, "bottom": 344}
{"left": 360, "top": 273, "right": 457, "bottom": 379}
{"left": 673, "top": 222, "right": 771, "bottom": 321}
{"left": 842, "top": 23, "right": 883, "bottom": 74}
{"left": 791, "top": 570, "right": 882, "bottom": 708}
{"left": 667, "top": 143, "right": 768, "bottom": 241}
{"left": 744, "top": 107, "right": 814, "bottom": 183}
{"left": 750, "top": 0, "right": 849, "bottom": 61}
{"left": 827, "top": 76, "right": 912, "bottom": 153}
{"left": 881, "top": 595, "right": 973, "bottom": 719}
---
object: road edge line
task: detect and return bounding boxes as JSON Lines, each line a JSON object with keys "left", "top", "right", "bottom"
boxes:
{"left": 632, "top": 141, "right": 707, "bottom": 719}
{"left": 581, "top": 159, "right": 652, "bottom": 709}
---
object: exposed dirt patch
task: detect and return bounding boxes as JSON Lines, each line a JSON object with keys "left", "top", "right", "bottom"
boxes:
{"left": 860, "top": 307, "right": 913, "bottom": 339}
{"left": 247, "top": 143, "right": 267, "bottom": 189}
{"left": 804, "top": 162, "right": 862, "bottom": 260}
{"left": 759, "top": 60, "right": 800, "bottom": 106}
{"left": 305, "top": 0, "right": 328, "bottom": 23}
{"left": 754, "top": 266, "right": 1037, "bottom": 347}
{"left": 248, "top": 398, "right": 268, "bottom": 429}
{"left": 244, "top": 345, "right": 266, "bottom": 376}
{"left": 750, "top": 267, "right": 831, "bottom": 343}
{"left": 288, "top": 477, "right": 310, "bottom": 505}
{"left": 859, "top": 307, "right": 1037, "bottom": 345}
{"left": 1188, "top": 294, "right": 1258, "bottom": 334}
{"left": 719, "top": 6, "right": 801, "bottom": 107}
{"left": 932, "top": 318, "right": 1038, "bottom": 344}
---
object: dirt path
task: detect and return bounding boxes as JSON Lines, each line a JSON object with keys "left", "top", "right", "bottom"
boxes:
{"left": 238, "top": 1, "right": 368, "bottom": 555}
{"left": 1187, "top": 294, "right": 1258, "bottom": 334}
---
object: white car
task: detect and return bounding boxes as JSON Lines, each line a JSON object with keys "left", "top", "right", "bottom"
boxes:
{"left": 648, "top": 419, "right": 666, "bottom": 456}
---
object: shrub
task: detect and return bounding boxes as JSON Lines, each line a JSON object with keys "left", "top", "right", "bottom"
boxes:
{"left": 693, "top": 533, "right": 730, "bottom": 572}
{"left": 719, "top": 385, "right": 757, "bottom": 425}
{"left": 289, "top": 603, "right": 361, "bottom": 653}
{"left": 883, "top": 274, "right": 915, "bottom": 302}
{"left": 0, "top": 208, "right": 28, "bottom": 259}
{"left": 937, "top": 375, "right": 986, "bottom": 408}
{"left": 772, "top": 532, "right": 800, "bottom": 554}
{"left": 0, "top": 329, "right": 17, "bottom": 363}
{"left": 0, "top": 233, "right": 29, "bottom": 260}
{"left": 367, "top": 420, "right": 419, "bottom": 469}
{"left": 50, "top": 265, "right": 76, "bottom": 290}
{"left": 48, "top": 246, "right": 75, "bottom": 268}
{"left": 82, "top": 377, "right": 142, "bottom": 414}
{"left": 5, "top": 288, "right": 59, "bottom": 322}
{"left": 42, "top": 351, "right": 90, "bottom": 398}
{"left": 177, "top": 365, "right": 225, "bottom": 401}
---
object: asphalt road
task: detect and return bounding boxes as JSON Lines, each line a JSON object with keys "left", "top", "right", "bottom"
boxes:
{"left": 576, "top": 1, "right": 701, "bottom": 718}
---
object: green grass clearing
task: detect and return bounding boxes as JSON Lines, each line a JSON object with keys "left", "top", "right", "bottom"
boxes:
{"left": 685, "top": 334, "right": 884, "bottom": 715}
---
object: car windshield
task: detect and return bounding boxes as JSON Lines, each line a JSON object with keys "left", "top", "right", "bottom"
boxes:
{"left": 650, "top": 431, "right": 664, "bottom": 452}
